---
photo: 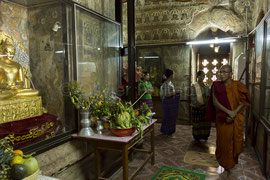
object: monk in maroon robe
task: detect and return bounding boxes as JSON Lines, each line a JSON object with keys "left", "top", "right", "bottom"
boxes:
{"left": 207, "top": 65, "right": 250, "bottom": 177}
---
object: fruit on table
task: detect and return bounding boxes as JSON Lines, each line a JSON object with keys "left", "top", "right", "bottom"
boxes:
{"left": 13, "top": 150, "right": 23, "bottom": 157}
{"left": 135, "top": 110, "right": 140, "bottom": 116}
{"left": 10, "top": 156, "right": 24, "bottom": 166}
{"left": 116, "top": 111, "right": 132, "bottom": 128}
{"left": 23, "top": 156, "right": 39, "bottom": 176}
{"left": 10, "top": 164, "right": 27, "bottom": 180}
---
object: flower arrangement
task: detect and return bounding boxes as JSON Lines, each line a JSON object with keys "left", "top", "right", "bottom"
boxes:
{"left": 90, "top": 90, "right": 120, "bottom": 119}
{"left": 68, "top": 81, "right": 119, "bottom": 114}
{"left": 68, "top": 81, "right": 90, "bottom": 110}
{"left": 68, "top": 81, "right": 152, "bottom": 136}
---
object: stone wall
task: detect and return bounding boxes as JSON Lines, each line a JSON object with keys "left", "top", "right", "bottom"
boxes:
{"left": 36, "top": 140, "right": 91, "bottom": 177}
{"left": 35, "top": 139, "right": 121, "bottom": 180}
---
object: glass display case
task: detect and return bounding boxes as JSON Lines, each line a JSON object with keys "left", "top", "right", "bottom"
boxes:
{"left": 75, "top": 5, "right": 120, "bottom": 95}
{"left": 0, "top": 0, "right": 121, "bottom": 152}
{"left": 263, "top": 16, "right": 270, "bottom": 124}
{"left": 253, "top": 22, "right": 264, "bottom": 115}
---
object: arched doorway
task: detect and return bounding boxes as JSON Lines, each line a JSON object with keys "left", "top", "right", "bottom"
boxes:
{"left": 191, "top": 29, "right": 232, "bottom": 86}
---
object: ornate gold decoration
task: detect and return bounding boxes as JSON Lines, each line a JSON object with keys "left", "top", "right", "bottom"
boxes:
{"left": 0, "top": 96, "right": 43, "bottom": 123}
{"left": 7, "top": 121, "right": 55, "bottom": 145}
{"left": 0, "top": 31, "right": 39, "bottom": 100}
{"left": 0, "top": 31, "right": 43, "bottom": 122}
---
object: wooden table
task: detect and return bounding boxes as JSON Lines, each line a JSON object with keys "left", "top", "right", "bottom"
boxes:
{"left": 72, "top": 119, "right": 156, "bottom": 180}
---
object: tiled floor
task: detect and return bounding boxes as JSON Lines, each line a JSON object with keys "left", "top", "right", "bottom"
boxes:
{"left": 112, "top": 123, "right": 266, "bottom": 180}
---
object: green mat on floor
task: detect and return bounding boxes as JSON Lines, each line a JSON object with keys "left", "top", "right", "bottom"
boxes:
{"left": 151, "top": 165, "right": 206, "bottom": 180}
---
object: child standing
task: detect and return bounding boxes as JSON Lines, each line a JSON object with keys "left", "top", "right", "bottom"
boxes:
{"left": 138, "top": 71, "right": 154, "bottom": 112}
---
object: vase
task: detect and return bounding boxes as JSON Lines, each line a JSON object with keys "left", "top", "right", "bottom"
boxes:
{"left": 78, "top": 109, "right": 94, "bottom": 136}
{"left": 96, "top": 120, "right": 104, "bottom": 135}
{"left": 100, "top": 116, "right": 110, "bottom": 129}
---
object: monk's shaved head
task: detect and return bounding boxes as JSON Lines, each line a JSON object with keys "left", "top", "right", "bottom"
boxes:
{"left": 219, "top": 64, "right": 233, "bottom": 83}
{"left": 220, "top": 65, "right": 232, "bottom": 73}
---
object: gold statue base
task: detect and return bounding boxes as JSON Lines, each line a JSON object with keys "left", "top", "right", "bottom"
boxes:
{"left": 0, "top": 96, "right": 43, "bottom": 124}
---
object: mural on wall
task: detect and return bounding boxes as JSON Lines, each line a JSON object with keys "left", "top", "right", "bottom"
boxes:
{"left": 0, "top": 1, "right": 29, "bottom": 52}
{"left": 123, "top": 1, "right": 205, "bottom": 45}
{"left": 122, "top": 0, "right": 254, "bottom": 45}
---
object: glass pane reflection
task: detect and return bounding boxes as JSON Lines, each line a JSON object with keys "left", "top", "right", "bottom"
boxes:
{"left": 76, "top": 7, "right": 120, "bottom": 96}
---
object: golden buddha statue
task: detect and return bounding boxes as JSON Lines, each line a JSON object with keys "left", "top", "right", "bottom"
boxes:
{"left": 0, "top": 32, "right": 43, "bottom": 123}
{"left": 0, "top": 36, "right": 39, "bottom": 100}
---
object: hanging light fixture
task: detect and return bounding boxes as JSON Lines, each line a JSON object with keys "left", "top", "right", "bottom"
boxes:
{"left": 186, "top": 37, "right": 236, "bottom": 45}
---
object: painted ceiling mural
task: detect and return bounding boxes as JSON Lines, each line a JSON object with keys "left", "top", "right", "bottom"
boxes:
{"left": 122, "top": 0, "right": 254, "bottom": 45}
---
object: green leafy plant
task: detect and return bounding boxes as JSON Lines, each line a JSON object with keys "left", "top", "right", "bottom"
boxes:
{"left": 0, "top": 138, "right": 13, "bottom": 171}
{"left": 109, "top": 100, "right": 151, "bottom": 137}
{"left": 67, "top": 82, "right": 152, "bottom": 137}
{"left": 90, "top": 89, "right": 117, "bottom": 118}
{"left": 139, "top": 102, "right": 152, "bottom": 116}
{"left": 68, "top": 81, "right": 90, "bottom": 110}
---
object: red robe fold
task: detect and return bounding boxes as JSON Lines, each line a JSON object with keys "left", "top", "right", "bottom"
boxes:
{"left": 207, "top": 81, "right": 232, "bottom": 123}
{"left": 206, "top": 80, "right": 250, "bottom": 169}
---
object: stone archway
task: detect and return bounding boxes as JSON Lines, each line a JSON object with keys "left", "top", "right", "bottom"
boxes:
{"left": 188, "top": 6, "right": 246, "bottom": 38}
